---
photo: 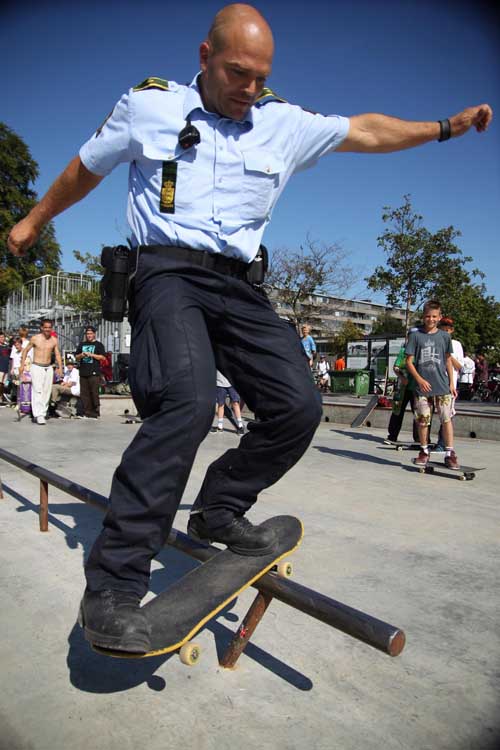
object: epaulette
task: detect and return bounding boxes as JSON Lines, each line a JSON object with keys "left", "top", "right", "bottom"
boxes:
{"left": 254, "top": 87, "right": 287, "bottom": 107}
{"left": 133, "top": 77, "right": 169, "bottom": 92}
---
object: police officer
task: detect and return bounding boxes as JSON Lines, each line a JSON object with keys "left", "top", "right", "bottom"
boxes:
{"left": 8, "top": 4, "right": 493, "bottom": 653}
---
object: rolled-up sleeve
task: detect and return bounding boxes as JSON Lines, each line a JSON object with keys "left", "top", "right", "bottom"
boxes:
{"left": 79, "top": 93, "right": 135, "bottom": 176}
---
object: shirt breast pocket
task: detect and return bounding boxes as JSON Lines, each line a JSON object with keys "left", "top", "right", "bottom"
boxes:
{"left": 239, "top": 150, "right": 284, "bottom": 221}
{"left": 142, "top": 141, "right": 194, "bottom": 213}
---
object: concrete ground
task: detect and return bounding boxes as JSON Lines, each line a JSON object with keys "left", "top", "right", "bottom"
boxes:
{"left": 0, "top": 406, "right": 499, "bottom": 750}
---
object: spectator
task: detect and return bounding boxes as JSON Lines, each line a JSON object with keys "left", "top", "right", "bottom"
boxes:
{"left": 406, "top": 300, "right": 459, "bottom": 469}
{"left": 211, "top": 370, "right": 245, "bottom": 435}
{"left": 49, "top": 361, "right": 80, "bottom": 417}
{"left": 458, "top": 352, "right": 475, "bottom": 400}
{"left": 0, "top": 331, "right": 10, "bottom": 406}
{"left": 301, "top": 325, "right": 316, "bottom": 368}
{"left": 9, "top": 337, "right": 31, "bottom": 405}
{"left": 100, "top": 351, "right": 114, "bottom": 384}
{"left": 317, "top": 354, "right": 331, "bottom": 392}
{"left": 474, "top": 354, "right": 489, "bottom": 386}
{"left": 334, "top": 355, "right": 346, "bottom": 371}
{"left": 75, "top": 327, "right": 106, "bottom": 419}
{"left": 384, "top": 333, "right": 419, "bottom": 445}
{"left": 434, "top": 317, "right": 464, "bottom": 451}
{"left": 20, "top": 319, "right": 63, "bottom": 425}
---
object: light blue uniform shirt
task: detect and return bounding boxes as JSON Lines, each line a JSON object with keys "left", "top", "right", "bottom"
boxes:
{"left": 80, "top": 75, "right": 349, "bottom": 263}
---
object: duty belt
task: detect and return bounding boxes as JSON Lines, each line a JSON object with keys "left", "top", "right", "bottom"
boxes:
{"left": 138, "top": 244, "right": 249, "bottom": 280}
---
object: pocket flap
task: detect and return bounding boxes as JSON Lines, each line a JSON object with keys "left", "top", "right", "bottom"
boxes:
{"left": 142, "top": 142, "right": 178, "bottom": 162}
{"left": 242, "top": 150, "right": 284, "bottom": 175}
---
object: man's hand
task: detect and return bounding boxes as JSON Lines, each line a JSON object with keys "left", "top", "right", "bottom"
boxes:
{"left": 7, "top": 156, "right": 103, "bottom": 258}
{"left": 450, "top": 104, "right": 493, "bottom": 138}
{"left": 7, "top": 216, "right": 42, "bottom": 257}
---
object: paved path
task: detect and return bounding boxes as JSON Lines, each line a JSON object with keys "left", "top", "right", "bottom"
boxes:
{"left": 0, "top": 407, "right": 499, "bottom": 750}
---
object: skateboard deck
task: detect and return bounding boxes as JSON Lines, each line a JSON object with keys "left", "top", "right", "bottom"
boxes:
{"left": 351, "top": 394, "right": 378, "bottom": 428}
{"left": 413, "top": 459, "right": 485, "bottom": 481}
{"left": 119, "top": 410, "right": 142, "bottom": 424}
{"left": 384, "top": 440, "right": 420, "bottom": 451}
{"left": 223, "top": 403, "right": 239, "bottom": 430}
{"left": 92, "top": 515, "right": 303, "bottom": 660}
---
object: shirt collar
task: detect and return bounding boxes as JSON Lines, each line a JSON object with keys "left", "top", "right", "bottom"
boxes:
{"left": 184, "top": 73, "right": 256, "bottom": 127}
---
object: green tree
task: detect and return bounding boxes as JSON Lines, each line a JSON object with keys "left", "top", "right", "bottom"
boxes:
{"left": 0, "top": 122, "right": 61, "bottom": 304}
{"left": 370, "top": 311, "right": 406, "bottom": 337}
{"left": 365, "top": 195, "right": 470, "bottom": 331}
{"left": 267, "top": 236, "right": 354, "bottom": 331}
{"left": 431, "top": 272, "right": 500, "bottom": 358}
{"left": 330, "top": 320, "right": 365, "bottom": 356}
{"left": 57, "top": 251, "right": 101, "bottom": 316}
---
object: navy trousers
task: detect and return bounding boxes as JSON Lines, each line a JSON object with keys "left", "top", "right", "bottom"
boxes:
{"left": 85, "top": 250, "right": 322, "bottom": 597}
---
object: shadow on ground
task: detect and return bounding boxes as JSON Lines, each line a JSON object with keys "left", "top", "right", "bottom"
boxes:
{"left": 3, "top": 483, "right": 313, "bottom": 693}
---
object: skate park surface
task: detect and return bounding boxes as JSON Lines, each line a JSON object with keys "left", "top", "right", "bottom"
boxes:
{"left": 0, "top": 406, "right": 498, "bottom": 750}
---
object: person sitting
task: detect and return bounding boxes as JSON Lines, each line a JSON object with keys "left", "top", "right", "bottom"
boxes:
{"left": 317, "top": 354, "right": 331, "bottom": 392}
{"left": 49, "top": 360, "right": 80, "bottom": 417}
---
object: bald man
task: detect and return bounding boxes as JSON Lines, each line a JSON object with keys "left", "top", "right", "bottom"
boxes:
{"left": 8, "top": 4, "right": 493, "bottom": 653}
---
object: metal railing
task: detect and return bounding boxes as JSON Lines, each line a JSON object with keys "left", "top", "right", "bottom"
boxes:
{"left": 0, "top": 447, "right": 406, "bottom": 664}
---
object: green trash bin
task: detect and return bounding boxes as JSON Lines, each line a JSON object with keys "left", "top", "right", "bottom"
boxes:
{"left": 330, "top": 369, "right": 371, "bottom": 395}
{"left": 353, "top": 370, "right": 370, "bottom": 396}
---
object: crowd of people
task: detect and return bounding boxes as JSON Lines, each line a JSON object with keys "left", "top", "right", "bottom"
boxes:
{"left": 0, "top": 322, "right": 114, "bottom": 422}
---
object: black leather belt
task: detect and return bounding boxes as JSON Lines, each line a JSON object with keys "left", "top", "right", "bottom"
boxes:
{"left": 139, "top": 244, "right": 249, "bottom": 280}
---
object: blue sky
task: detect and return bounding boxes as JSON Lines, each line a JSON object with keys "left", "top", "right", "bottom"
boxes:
{"left": 3, "top": 0, "right": 499, "bottom": 303}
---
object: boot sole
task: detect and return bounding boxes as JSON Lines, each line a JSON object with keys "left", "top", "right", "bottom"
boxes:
{"left": 78, "top": 603, "right": 150, "bottom": 654}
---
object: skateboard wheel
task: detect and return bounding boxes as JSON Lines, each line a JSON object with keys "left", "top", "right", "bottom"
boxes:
{"left": 276, "top": 560, "right": 293, "bottom": 578}
{"left": 179, "top": 642, "right": 201, "bottom": 666}
{"left": 396, "top": 446, "right": 403, "bottom": 452}
{"left": 459, "top": 475, "right": 466, "bottom": 481}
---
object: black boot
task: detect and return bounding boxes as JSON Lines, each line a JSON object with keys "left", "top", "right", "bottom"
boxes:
{"left": 78, "top": 589, "right": 151, "bottom": 653}
{"left": 187, "top": 513, "right": 277, "bottom": 556}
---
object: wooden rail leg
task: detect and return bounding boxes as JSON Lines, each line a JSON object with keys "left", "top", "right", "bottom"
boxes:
{"left": 39, "top": 479, "right": 49, "bottom": 532}
{"left": 220, "top": 590, "right": 273, "bottom": 669}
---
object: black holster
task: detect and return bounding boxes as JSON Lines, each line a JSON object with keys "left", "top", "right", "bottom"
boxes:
{"left": 246, "top": 244, "right": 268, "bottom": 287}
{"left": 100, "top": 245, "right": 131, "bottom": 322}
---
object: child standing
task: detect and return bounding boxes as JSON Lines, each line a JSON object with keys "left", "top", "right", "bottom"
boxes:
{"left": 405, "top": 300, "right": 459, "bottom": 469}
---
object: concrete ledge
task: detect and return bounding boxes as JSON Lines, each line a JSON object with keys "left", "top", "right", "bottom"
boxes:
{"left": 99, "top": 394, "right": 136, "bottom": 416}
{"left": 99, "top": 395, "right": 500, "bottom": 441}
{"left": 320, "top": 400, "right": 500, "bottom": 441}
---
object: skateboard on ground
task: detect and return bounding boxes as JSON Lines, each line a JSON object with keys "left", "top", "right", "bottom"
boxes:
{"left": 350, "top": 394, "right": 379, "bottom": 428}
{"left": 120, "top": 410, "right": 142, "bottom": 424}
{"left": 91, "top": 515, "right": 303, "bottom": 663}
{"left": 412, "top": 459, "right": 485, "bottom": 481}
{"left": 384, "top": 440, "right": 421, "bottom": 451}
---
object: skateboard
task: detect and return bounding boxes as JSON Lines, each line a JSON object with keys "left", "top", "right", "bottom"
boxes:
{"left": 413, "top": 459, "right": 484, "bottom": 481}
{"left": 91, "top": 515, "right": 303, "bottom": 662}
{"left": 223, "top": 403, "right": 240, "bottom": 431}
{"left": 351, "top": 394, "right": 378, "bottom": 428}
{"left": 120, "top": 410, "right": 142, "bottom": 424}
{"left": 384, "top": 440, "right": 421, "bottom": 451}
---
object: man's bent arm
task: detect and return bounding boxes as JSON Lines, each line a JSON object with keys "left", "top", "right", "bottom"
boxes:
{"left": 337, "top": 104, "right": 493, "bottom": 153}
{"left": 7, "top": 157, "right": 104, "bottom": 256}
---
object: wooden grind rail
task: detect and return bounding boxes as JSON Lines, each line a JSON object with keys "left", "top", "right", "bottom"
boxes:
{"left": 0, "top": 447, "right": 406, "bottom": 661}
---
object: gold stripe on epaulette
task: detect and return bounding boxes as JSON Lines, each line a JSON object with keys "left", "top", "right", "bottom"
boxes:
{"left": 133, "top": 77, "right": 169, "bottom": 92}
{"left": 255, "top": 87, "right": 287, "bottom": 105}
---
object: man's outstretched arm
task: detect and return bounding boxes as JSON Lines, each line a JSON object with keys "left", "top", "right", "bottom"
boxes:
{"left": 7, "top": 156, "right": 104, "bottom": 256}
{"left": 337, "top": 104, "right": 493, "bottom": 153}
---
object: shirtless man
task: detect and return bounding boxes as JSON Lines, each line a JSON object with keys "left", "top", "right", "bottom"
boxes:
{"left": 21, "top": 319, "right": 63, "bottom": 425}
